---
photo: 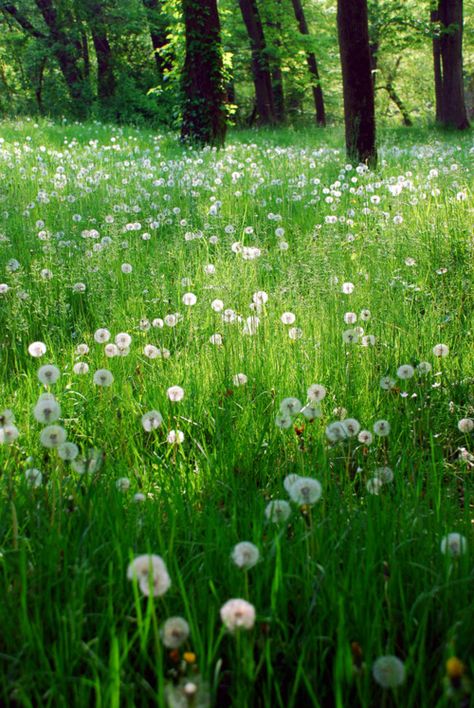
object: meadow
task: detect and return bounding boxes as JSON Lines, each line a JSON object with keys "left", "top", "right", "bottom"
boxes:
{"left": 0, "top": 119, "right": 472, "bottom": 707}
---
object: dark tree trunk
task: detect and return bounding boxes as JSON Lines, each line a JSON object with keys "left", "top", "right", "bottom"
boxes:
{"left": 238, "top": 0, "right": 276, "bottom": 125}
{"left": 290, "top": 0, "right": 326, "bottom": 126}
{"left": 142, "top": 0, "right": 172, "bottom": 75}
{"left": 435, "top": 0, "right": 469, "bottom": 129}
{"left": 34, "top": 0, "right": 89, "bottom": 115}
{"left": 91, "top": 29, "right": 115, "bottom": 102}
{"left": 266, "top": 0, "right": 285, "bottom": 123}
{"left": 431, "top": 8, "right": 443, "bottom": 122}
{"left": 81, "top": 29, "right": 90, "bottom": 80}
{"left": 181, "top": 0, "right": 227, "bottom": 146}
{"left": 337, "top": 0, "right": 376, "bottom": 166}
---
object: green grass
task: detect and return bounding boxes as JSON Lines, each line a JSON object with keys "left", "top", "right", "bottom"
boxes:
{"left": 0, "top": 118, "right": 472, "bottom": 707}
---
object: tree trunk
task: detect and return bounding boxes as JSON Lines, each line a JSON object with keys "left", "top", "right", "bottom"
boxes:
{"left": 34, "top": 0, "right": 89, "bottom": 115}
{"left": 337, "top": 0, "right": 376, "bottom": 166}
{"left": 266, "top": 0, "right": 285, "bottom": 123}
{"left": 436, "top": 0, "right": 469, "bottom": 129}
{"left": 181, "top": 0, "right": 227, "bottom": 146}
{"left": 142, "top": 0, "right": 172, "bottom": 75}
{"left": 238, "top": 0, "right": 276, "bottom": 125}
{"left": 290, "top": 0, "right": 325, "bottom": 126}
{"left": 91, "top": 29, "right": 115, "bottom": 102}
{"left": 431, "top": 8, "right": 443, "bottom": 122}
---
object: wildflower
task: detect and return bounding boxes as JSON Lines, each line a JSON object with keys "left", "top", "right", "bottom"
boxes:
{"left": 28, "top": 341, "right": 47, "bottom": 358}
{"left": 25, "top": 468, "right": 42, "bottom": 488}
{"left": 433, "top": 343, "right": 449, "bottom": 358}
{"left": 0, "top": 409, "right": 14, "bottom": 427}
{"left": 115, "top": 333, "right": 132, "bottom": 349}
{"left": 182, "top": 292, "right": 197, "bottom": 306}
{"left": 372, "top": 655, "right": 406, "bottom": 688}
{"left": 380, "top": 376, "right": 395, "bottom": 391}
{"left": 288, "top": 477, "right": 322, "bottom": 505}
{"left": 344, "top": 312, "right": 357, "bottom": 324}
{"left": 116, "top": 477, "right": 131, "bottom": 491}
{"left": 105, "top": 343, "right": 119, "bottom": 357}
{"left": 231, "top": 542, "right": 260, "bottom": 569}
{"left": 373, "top": 420, "right": 390, "bottom": 436}
{"left": 361, "top": 335, "right": 376, "bottom": 346}
{"left": 167, "top": 430, "right": 184, "bottom": 444}
{"left": 134, "top": 493, "right": 146, "bottom": 503}
{"left": 360, "top": 309, "right": 371, "bottom": 321}
{"left": 275, "top": 413, "right": 292, "bottom": 429}
{"left": 342, "top": 282, "right": 355, "bottom": 294}
{"left": 458, "top": 418, "right": 473, "bottom": 433}
{"left": 440, "top": 533, "right": 467, "bottom": 557}
{"left": 33, "top": 395, "right": 61, "bottom": 424}
{"left": 143, "top": 345, "right": 159, "bottom": 359}
{"left": 307, "top": 384, "right": 326, "bottom": 402}
{"left": 342, "top": 418, "right": 361, "bottom": 437}
{"left": 93, "top": 369, "right": 114, "bottom": 386}
{"left": 57, "top": 442, "right": 79, "bottom": 461}
{"left": 283, "top": 474, "right": 301, "bottom": 493}
{"left": 280, "top": 312, "right": 296, "bottom": 325}
{"left": 73, "top": 282, "right": 86, "bottom": 293}
{"left": 326, "top": 421, "right": 348, "bottom": 443}
{"left": 0, "top": 424, "right": 19, "bottom": 444}
{"left": 358, "top": 430, "right": 373, "bottom": 445}
{"left": 397, "top": 364, "right": 415, "bottom": 380}
{"left": 265, "top": 499, "right": 291, "bottom": 523}
{"left": 288, "top": 327, "right": 303, "bottom": 340}
{"left": 280, "top": 397, "right": 302, "bottom": 416}
{"left": 40, "top": 425, "right": 67, "bottom": 448}
{"left": 38, "top": 364, "right": 60, "bottom": 385}
{"left": 73, "top": 362, "right": 89, "bottom": 375}
{"left": 94, "top": 328, "right": 111, "bottom": 344}
{"left": 233, "top": 373, "right": 248, "bottom": 386}
{"left": 161, "top": 617, "right": 190, "bottom": 649}
{"left": 301, "top": 404, "right": 322, "bottom": 421}
{"left": 121, "top": 263, "right": 132, "bottom": 273}
{"left": 142, "top": 410, "right": 163, "bottom": 432}
{"left": 167, "top": 386, "right": 184, "bottom": 402}
{"left": 376, "top": 466, "right": 394, "bottom": 483}
{"left": 220, "top": 598, "right": 256, "bottom": 632}
{"left": 127, "top": 554, "right": 171, "bottom": 597}
{"left": 342, "top": 329, "right": 358, "bottom": 344}
{"left": 417, "top": 361, "right": 432, "bottom": 374}
{"left": 367, "top": 478, "right": 383, "bottom": 495}
{"left": 211, "top": 299, "right": 224, "bottom": 312}
{"left": 76, "top": 343, "right": 89, "bottom": 355}
{"left": 209, "top": 333, "right": 223, "bottom": 345}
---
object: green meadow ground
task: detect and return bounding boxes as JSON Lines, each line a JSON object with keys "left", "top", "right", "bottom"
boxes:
{"left": 0, "top": 119, "right": 472, "bottom": 707}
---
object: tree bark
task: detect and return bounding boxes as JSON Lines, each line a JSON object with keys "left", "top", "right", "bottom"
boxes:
{"left": 238, "top": 0, "right": 276, "bottom": 125}
{"left": 337, "top": 0, "right": 376, "bottom": 166}
{"left": 142, "top": 0, "right": 172, "bottom": 75}
{"left": 431, "top": 8, "right": 443, "bottom": 122}
{"left": 435, "top": 0, "right": 469, "bottom": 129}
{"left": 181, "top": 0, "right": 227, "bottom": 146}
{"left": 290, "top": 0, "right": 326, "bottom": 126}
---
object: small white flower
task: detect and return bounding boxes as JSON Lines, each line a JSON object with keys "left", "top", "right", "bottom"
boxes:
{"left": 167, "top": 430, "right": 184, "bottom": 444}
{"left": 342, "top": 418, "right": 360, "bottom": 437}
{"left": 115, "top": 332, "right": 132, "bottom": 349}
{"left": 380, "top": 376, "right": 395, "bottom": 391}
{"left": 341, "top": 282, "right": 354, "bottom": 294}
{"left": 458, "top": 418, "right": 474, "bottom": 433}
{"left": 37, "top": 364, "right": 60, "bottom": 385}
{"left": 161, "top": 617, "right": 190, "bottom": 649}
{"left": 116, "top": 477, "right": 131, "bottom": 491}
{"left": 288, "top": 327, "right": 303, "bottom": 340}
{"left": 28, "top": 341, "right": 47, "bottom": 358}
{"left": 209, "top": 333, "right": 223, "bottom": 345}
{"left": 127, "top": 554, "right": 171, "bottom": 597}
{"left": 57, "top": 442, "right": 79, "bottom": 461}
{"left": 376, "top": 466, "right": 394, "bottom": 483}
{"left": 358, "top": 430, "right": 373, "bottom": 445}
{"left": 397, "top": 364, "right": 415, "bottom": 380}
{"left": 440, "top": 533, "right": 467, "bottom": 557}
{"left": 372, "top": 655, "right": 406, "bottom": 688}
{"left": 0, "top": 424, "right": 19, "bottom": 444}
{"left": 73, "top": 362, "right": 89, "bottom": 375}
{"left": 433, "top": 343, "right": 449, "bottom": 358}
{"left": 366, "top": 478, "right": 383, "bottom": 495}
{"left": 307, "top": 384, "right": 326, "bottom": 402}
{"left": 40, "top": 425, "right": 67, "bottom": 449}
{"left": 25, "top": 468, "right": 43, "bottom": 488}
{"left": 326, "top": 421, "right": 347, "bottom": 443}
{"left": 211, "top": 299, "right": 224, "bottom": 312}
{"left": 182, "top": 292, "right": 197, "bottom": 306}
{"left": 94, "top": 328, "right": 111, "bottom": 344}
{"left": 233, "top": 373, "right": 248, "bottom": 386}
{"left": 104, "top": 343, "right": 119, "bottom": 357}
{"left": 283, "top": 474, "right": 301, "bottom": 493}
{"left": 231, "top": 541, "right": 260, "bottom": 569}
{"left": 288, "top": 477, "right": 322, "bottom": 505}
{"left": 141, "top": 410, "right": 163, "bottom": 432}
{"left": 373, "top": 419, "right": 390, "bottom": 436}
{"left": 417, "top": 361, "right": 432, "bottom": 374}
{"left": 265, "top": 499, "right": 291, "bottom": 523}
{"left": 301, "top": 404, "right": 322, "bottom": 421}
{"left": 167, "top": 386, "right": 184, "bottom": 402}
{"left": 280, "top": 397, "right": 302, "bottom": 416}
{"left": 93, "top": 369, "right": 114, "bottom": 386}
{"left": 220, "top": 598, "right": 256, "bottom": 632}
{"left": 33, "top": 396, "right": 61, "bottom": 424}
{"left": 280, "top": 312, "right": 296, "bottom": 325}
{"left": 275, "top": 413, "right": 292, "bottom": 429}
